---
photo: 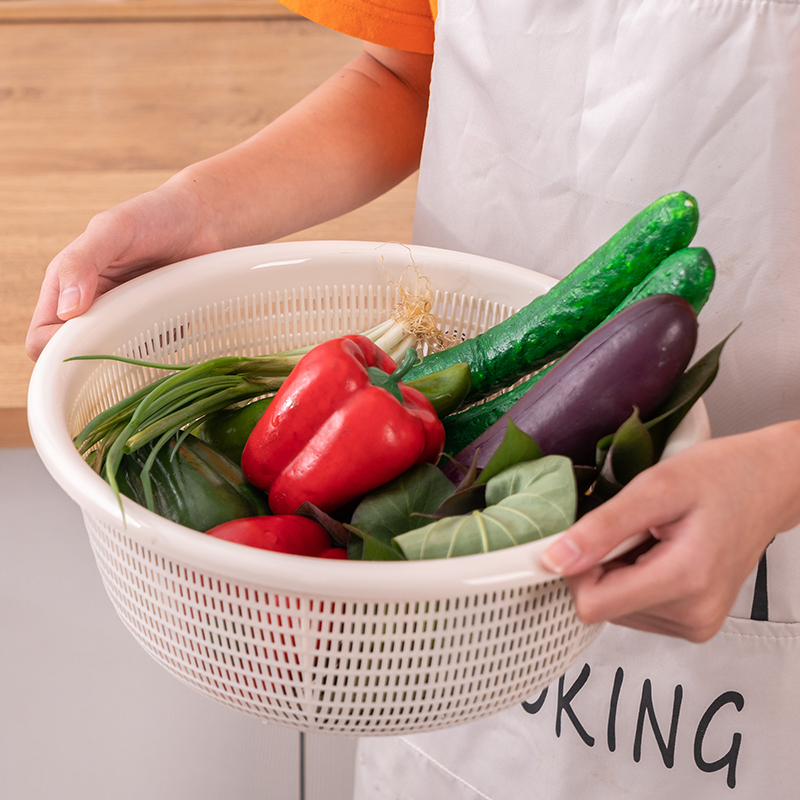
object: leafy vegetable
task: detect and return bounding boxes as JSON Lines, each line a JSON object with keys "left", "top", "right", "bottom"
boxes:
{"left": 347, "top": 463, "right": 455, "bottom": 559}
{"left": 596, "top": 408, "right": 654, "bottom": 489}
{"left": 346, "top": 527, "right": 408, "bottom": 561}
{"left": 475, "top": 418, "right": 544, "bottom": 485}
{"left": 392, "top": 456, "right": 577, "bottom": 560}
{"left": 115, "top": 433, "right": 269, "bottom": 532}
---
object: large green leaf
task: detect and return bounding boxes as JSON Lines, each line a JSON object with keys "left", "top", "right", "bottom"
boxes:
{"left": 348, "top": 463, "right": 456, "bottom": 559}
{"left": 393, "top": 456, "right": 576, "bottom": 560}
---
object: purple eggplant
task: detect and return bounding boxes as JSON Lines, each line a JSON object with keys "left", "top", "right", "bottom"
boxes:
{"left": 444, "top": 294, "right": 698, "bottom": 479}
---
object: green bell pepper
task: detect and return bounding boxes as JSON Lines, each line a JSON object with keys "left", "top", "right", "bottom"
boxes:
{"left": 194, "top": 396, "right": 273, "bottom": 465}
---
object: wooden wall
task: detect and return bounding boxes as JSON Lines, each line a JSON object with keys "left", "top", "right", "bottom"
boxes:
{"left": 0, "top": 0, "right": 417, "bottom": 446}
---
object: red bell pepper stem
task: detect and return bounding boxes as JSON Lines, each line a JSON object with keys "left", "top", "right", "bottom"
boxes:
{"left": 366, "top": 347, "right": 418, "bottom": 403}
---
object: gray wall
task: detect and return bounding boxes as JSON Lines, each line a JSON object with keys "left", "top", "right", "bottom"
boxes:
{"left": 0, "top": 448, "right": 357, "bottom": 800}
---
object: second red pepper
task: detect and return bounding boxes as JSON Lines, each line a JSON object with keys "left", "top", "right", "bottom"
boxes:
{"left": 241, "top": 335, "right": 445, "bottom": 514}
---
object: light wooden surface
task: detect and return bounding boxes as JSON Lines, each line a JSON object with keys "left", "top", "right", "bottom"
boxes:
{"left": 0, "top": 0, "right": 295, "bottom": 22}
{"left": 0, "top": 3, "right": 418, "bottom": 447}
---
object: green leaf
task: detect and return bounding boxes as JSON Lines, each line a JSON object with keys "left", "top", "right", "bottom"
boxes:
{"left": 345, "top": 526, "right": 406, "bottom": 561}
{"left": 348, "top": 463, "right": 456, "bottom": 559}
{"left": 646, "top": 327, "right": 737, "bottom": 456}
{"left": 393, "top": 456, "right": 576, "bottom": 560}
{"left": 425, "top": 483, "right": 487, "bottom": 518}
{"left": 587, "top": 410, "right": 657, "bottom": 512}
{"left": 476, "top": 418, "right": 544, "bottom": 485}
{"left": 452, "top": 449, "right": 481, "bottom": 492}
{"left": 602, "top": 408, "right": 655, "bottom": 486}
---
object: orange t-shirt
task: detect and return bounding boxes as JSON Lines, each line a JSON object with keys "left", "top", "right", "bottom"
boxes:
{"left": 278, "top": 0, "right": 436, "bottom": 55}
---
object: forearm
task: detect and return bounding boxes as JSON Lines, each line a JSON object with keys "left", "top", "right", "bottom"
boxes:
{"left": 171, "top": 44, "right": 432, "bottom": 250}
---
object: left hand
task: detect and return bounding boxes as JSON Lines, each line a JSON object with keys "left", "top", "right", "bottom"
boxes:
{"left": 541, "top": 421, "right": 800, "bottom": 642}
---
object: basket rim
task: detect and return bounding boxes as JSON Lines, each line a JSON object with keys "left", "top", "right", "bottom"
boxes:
{"left": 27, "top": 239, "right": 710, "bottom": 598}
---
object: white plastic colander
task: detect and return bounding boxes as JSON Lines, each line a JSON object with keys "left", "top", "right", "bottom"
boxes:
{"left": 28, "top": 240, "right": 709, "bottom": 736}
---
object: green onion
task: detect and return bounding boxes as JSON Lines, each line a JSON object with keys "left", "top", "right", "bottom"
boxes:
{"left": 69, "top": 314, "right": 442, "bottom": 514}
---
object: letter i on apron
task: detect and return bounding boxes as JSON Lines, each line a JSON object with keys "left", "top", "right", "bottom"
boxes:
{"left": 355, "top": 1, "right": 800, "bottom": 797}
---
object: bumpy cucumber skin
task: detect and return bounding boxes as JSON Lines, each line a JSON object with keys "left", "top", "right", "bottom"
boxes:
{"left": 441, "top": 243, "right": 715, "bottom": 456}
{"left": 609, "top": 246, "right": 715, "bottom": 317}
{"left": 442, "top": 294, "right": 699, "bottom": 476}
{"left": 407, "top": 191, "right": 700, "bottom": 400}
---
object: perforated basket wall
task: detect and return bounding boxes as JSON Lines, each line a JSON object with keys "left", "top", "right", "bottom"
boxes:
{"left": 30, "top": 241, "right": 705, "bottom": 735}
{"left": 83, "top": 511, "right": 600, "bottom": 735}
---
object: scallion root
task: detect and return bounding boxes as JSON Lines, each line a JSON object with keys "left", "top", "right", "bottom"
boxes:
{"left": 381, "top": 255, "right": 456, "bottom": 355}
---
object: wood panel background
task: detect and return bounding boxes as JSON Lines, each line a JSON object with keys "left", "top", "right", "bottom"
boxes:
{"left": 0, "top": 0, "right": 418, "bottom": 446}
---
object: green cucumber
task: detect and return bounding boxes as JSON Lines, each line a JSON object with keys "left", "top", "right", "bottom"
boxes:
{"left": 442, "top": 368, "right": 552, "bottom": 458}
{"left": 608, "top": 246, "right": 715, "bottom": 317}
{"left": 407, "top": 191, "right": 700, "bottom": 400}
{"left": 441, "top": 244, "right": 716, "bottom": 456}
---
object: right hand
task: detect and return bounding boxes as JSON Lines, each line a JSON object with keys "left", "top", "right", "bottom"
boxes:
{"left": 26, "top": 175, "right": 220, "bottom": 361}
{"left": 541, "top": 421, "right": 800, "bottom": 642}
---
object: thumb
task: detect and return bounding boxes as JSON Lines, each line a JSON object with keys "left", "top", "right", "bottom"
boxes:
{"left": 541, "top": 491, "right": 659, "bottom": 576}
{"left": 54, "top": 245, "right": 102, "bottom": 321}
{"left": 26, "top": 238, "right": 107, "bottom": 360}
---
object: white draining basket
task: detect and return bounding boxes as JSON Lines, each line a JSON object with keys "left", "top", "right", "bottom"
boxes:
{"left": 28, "top": 240, "right": 710, "bottom": 736}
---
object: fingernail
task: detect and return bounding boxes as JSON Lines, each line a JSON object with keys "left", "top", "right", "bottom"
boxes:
{"left": 541, "top": 536, "right": 581, "bottom": 574}
{"left": 57, "top": 286, "right": 81, "bottom": 318}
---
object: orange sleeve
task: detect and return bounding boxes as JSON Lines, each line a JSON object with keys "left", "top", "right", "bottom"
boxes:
{"left": 278, "top": 0, "right": 436, "bottom": 55}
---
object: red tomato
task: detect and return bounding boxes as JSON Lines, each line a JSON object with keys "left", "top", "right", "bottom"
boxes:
{"left": 319, "top": 547, "right": 348, "bottom": 560}
{"left": 206, "top": 515, "right": 335, "bottom": 557}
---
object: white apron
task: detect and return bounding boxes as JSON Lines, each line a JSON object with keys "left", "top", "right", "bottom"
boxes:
{"left": 355, "top": 0, "right": 800, "bottom": 796}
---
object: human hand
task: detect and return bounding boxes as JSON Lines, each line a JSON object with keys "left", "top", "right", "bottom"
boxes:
{"left": 25, "top": 43, "right": 433, "bottom": 363}
{"left": 541, "top": 421, "right": 800, "bottom": 642}
{"left": 25, "top": 175, "right": 218, "bottom": 361}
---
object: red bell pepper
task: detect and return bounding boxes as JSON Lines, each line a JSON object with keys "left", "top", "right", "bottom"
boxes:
{"left": 206, "top": 515, "right": 346, "bottom": 558}
{"left": 241, "top": 335, "right": 445, "bottom": 515}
